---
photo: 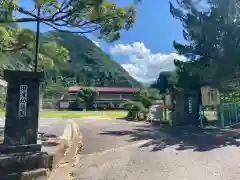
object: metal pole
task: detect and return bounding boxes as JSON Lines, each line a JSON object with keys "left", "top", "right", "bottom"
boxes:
{"left": 34, "top": 7, "right": 41, "bottom": 72}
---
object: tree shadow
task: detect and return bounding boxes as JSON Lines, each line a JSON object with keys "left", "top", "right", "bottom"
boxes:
{"left": 99, "top": 123, "right": 240, "bottom": 152}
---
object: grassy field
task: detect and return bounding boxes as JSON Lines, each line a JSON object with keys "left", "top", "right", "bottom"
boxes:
{"left": 0, "top": 110, "right": 128, "bottom": 119}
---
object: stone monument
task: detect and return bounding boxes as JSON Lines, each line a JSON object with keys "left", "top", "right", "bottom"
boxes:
{"left": 0, "top": 70, "right": 44, "bottom": 153}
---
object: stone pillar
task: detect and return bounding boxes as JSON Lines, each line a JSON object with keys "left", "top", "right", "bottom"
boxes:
{"left": 0, "top": 70, "right": 44, "bottom": 153}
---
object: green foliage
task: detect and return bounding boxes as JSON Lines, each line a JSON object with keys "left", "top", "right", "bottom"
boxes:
{"left": 107, "top": 102, "right": 114, "bottom": 109}
{"left": 0, "top": 26, "right": 69, "bottom": 72}
{"left": 175, "top": 61, "right": 205, "bottom": 92}
{"left": 0, "top": 27, "right": 140, "bottom": 101}
{"left": 40, "top": 42, "right": 69, "bottom": 66}
{"left": 3, "top": 0, "right": 140, "bottom": 42}
{"left": 170, "top": 0, "right": 240, "bottom": 90}
{"left": 41, "top": 81, "right": 67, "bottom": 99}
{"left": 69, "top": 96, "right": 83, "bottom": 110}
{"left": 123, "top": 100, "right": 148, "bottom": 121}
{"left": 41, "top": 31, "right": 140, "bottom": 88}
{"left": 140, "top": 96, "right": 152, "bottom": 108}
{"left": 123, "top": 89, "right": 156, "bottom": 121}
{"left": 77, "top": 87, "right": 99, "bottom": 109}
{"left": 0, "top": 26, "right": 35, "bottom": 52}
{"left": 134, "top": 89, "right": 148, "bottom": 99}
{"left": 134, "top": 90, "right": 152, "bottom": 108}
{"left": 0, "top": 0, "right": 142, "bottom": 108}
{"left": 0, "top": 92, "right": 6, "bottom": 109}
{"left": 75, "top": 97, "right": 83, "bottom": 108}
{"left": 147, "top": 88, "right": 161, "bottom": 100}
{"left": 150, "top": 71, "right": 177, "bottom": 94}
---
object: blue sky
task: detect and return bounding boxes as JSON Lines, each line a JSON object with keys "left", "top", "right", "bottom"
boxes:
{"left": 18, "top": 0, "right": 188, "bottom": 83}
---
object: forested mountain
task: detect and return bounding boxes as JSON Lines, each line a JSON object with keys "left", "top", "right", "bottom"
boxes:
{"left": 0, "top": 28, "right": 140, "bottom": 88}
{"left": 41, "top": 31, "right": 140, "bottom": 88}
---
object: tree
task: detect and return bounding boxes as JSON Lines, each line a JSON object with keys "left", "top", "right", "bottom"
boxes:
{"left": 134, "top": 90, "right": 152, "bottom": 108}
{"left": 41, "top": 81, "right": 67, "bottom": 99}
{"left": 123, "top": 100, "right": 148, "bottom": 121}
{"left": 170, "top": 0, "right": 240, "bottom": 90}
{"left": 39, "top": 42, "right": 69, "bottom": 67}
{"left": 2, "top": 0, "right": 139, "bottom": 42}
{"left": 0, "top": 26, "right": 70, "bottom": 98}
{"left": 0, "top": 26, "right": 36, "bottom": 52}
{"left": 77, "top": 87, "right": 99, "bottom": 109}
{"left": 150, "top": 71, "right": 177, "bottom": 94}
{"left": 0, "top": 25, "right": 69, "bottom": 70}
{"left": 147, "top": 88, "right": 162, "bottom": 100}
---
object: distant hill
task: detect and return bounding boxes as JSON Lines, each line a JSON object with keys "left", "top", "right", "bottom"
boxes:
{"left": 41, "top": 31, "right": 141, "bottom": 88}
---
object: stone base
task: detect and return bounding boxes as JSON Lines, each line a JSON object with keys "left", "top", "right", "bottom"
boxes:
{"left": 1, "top": 168, "right": 48, "bottom": 180}
{"left": 0, "top": 144, "right": 42, "bottom": 154}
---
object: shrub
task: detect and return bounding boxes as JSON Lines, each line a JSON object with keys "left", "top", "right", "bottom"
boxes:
{"left": 0, "top": 95, "right": 6, "bottom": 109}
{"left": 140, "top": 96, "right": 152, "bottom": 108}
{"left": 77, "top": 87, "right": 99, "bottom": 110}
{"left": 123, "top": 100, "right": 148, "bottom": 121}
{"left": 134, "top": 90, "right": 153, "bottom": 108}
{"left": 69, "top": 97, "right": 84, "bottom": 110}
{"left": 42, "top": 102, "right": 55, "bottom": 109}
{"left": 107, "top": 102, "right": 114, "bottom": 109}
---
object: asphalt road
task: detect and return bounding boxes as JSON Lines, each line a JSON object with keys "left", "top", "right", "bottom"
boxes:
{"left": 74, "top": 117, "right": 147, "bottom": 155}
{"left": 71, "top": 118, "right": 240, "bottom": 180}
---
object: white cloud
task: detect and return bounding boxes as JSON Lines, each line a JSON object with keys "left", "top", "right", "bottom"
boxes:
{"left": 92, "top": 40, "right": 100, "bottom": 47}
{"left": 110, "top": 42, "right": 188, "bottom": 83}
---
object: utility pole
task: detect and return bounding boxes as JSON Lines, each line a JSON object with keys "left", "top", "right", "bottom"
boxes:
{"left": 34, "top": 1, "right": 41, "bottom": 72}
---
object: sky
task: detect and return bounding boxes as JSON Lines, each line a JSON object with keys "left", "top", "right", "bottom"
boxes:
{"left": 18, "top": 0, "right": 188, "bottom": 84}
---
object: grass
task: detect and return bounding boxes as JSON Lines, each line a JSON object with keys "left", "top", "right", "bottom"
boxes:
{"left": 0, "top": 110, "right": 128, "bottom": 119}
{"left": 39, "top": 110, "right": 128, "bottom": 119}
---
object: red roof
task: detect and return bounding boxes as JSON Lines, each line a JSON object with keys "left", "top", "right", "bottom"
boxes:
{"left": 68, "top": 86, "right": 137, "bottom": 93}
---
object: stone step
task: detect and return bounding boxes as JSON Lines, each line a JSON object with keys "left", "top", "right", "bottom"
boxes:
{"left": 1, "top": 168, "right": 48, "bottom": 180}
{"left": 0, "top": 152, "right": 53, "bottom": 177}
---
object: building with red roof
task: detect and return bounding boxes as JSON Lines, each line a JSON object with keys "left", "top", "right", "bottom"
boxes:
{"left": 59, "top": 86, "right": 138, "bottom": 110}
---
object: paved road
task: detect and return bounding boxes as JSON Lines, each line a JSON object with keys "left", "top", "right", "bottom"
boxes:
{"left": 72, "top": 118, "right": 240, "bottom": 180}
{"left": 74, "top": 117, "right": 146, "bottom": 155}
{"left": 0, "top": 118, "right": 67, "bottom": 137}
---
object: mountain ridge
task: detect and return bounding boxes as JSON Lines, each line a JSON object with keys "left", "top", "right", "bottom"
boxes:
{"left": 41, "top": 31, "right": 141, "bottom": 88}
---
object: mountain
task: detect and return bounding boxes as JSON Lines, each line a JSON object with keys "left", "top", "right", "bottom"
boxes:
{"left": 41, "top": 31, "right": 141, "bottom": 88}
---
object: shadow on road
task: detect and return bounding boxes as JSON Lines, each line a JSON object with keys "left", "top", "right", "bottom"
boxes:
{"left": 99, "top": 123, "right": 240, "bottom": 152}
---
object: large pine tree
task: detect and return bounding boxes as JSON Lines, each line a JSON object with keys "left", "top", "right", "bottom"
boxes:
{"left": 170, "top": 0, "right": 240, "bottom": 91}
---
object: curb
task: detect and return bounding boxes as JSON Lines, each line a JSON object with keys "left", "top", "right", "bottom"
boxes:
{"left": 48, "top": 120, "right": 83, "bottom": 180}
{"left": 60, "top": 121, "right": 73, "bottom": 141}
{"left": 1, "top": 120, "right": 81, "bottom": 180}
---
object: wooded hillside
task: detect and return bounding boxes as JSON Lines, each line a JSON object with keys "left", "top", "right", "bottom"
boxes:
{"left": 41, "top": 31, "right": 140, "bottom": 88}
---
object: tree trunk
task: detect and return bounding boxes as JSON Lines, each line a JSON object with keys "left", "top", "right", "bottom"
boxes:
{"left": 86, "top": 102, "right": 93, "bottom": 110}
{"left": 163, "top": 97, "right": 167, "bottom": 121}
